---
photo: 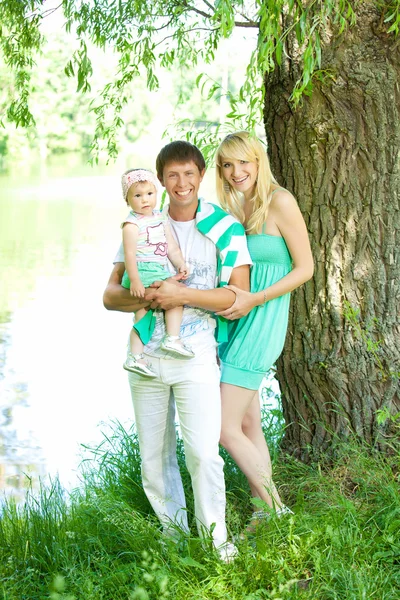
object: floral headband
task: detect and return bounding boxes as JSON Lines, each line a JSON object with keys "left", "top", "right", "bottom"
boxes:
{"left": 121, "top": 169, "right": 159, "bottom": 200}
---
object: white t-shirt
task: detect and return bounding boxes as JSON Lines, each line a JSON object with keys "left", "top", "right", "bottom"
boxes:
{"left": 114, "top": 210, "right": 251, "bottom": 358}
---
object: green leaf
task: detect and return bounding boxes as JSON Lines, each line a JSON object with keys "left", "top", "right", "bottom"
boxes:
{"left": 387, "top": 520, "right": 400, "bottom": 534}
{"left": 179, "top": 556, "right": 207, "bottom": 570}
{"left": 275, "top": 40, "right": 282, "bottom": 66}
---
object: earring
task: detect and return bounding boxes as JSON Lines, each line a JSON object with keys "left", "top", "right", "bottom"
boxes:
{"left": 224, "top": 181, "right": 230, "bottom": 193}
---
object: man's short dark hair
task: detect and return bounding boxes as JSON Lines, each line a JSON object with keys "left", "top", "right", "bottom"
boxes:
{"left": 156, "top": 141, "right": 206, "bottom": 179}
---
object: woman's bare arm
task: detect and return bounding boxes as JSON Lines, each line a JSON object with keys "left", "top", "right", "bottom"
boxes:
{"left": 216, "top": 191, "right": 314, "bottom": 319}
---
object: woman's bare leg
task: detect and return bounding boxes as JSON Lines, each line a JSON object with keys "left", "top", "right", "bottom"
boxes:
{"left": 220, "top": 383, "right": 282, "bottom": 508}
{"left": 241, "top": 393, "right": 282, "bottom": 505}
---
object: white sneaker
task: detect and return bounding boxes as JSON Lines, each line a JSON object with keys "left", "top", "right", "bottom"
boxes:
{"left": 217, "top": 542, "right": 238, "bottom": 564}
{"left": 160, "top": 335, "right": 195, "bottom": 359}
{"left": 237, "top": 506, "right": 294, "bottom": 539}
{"left": 251, "top": 505, "right": 293, "bottom": 522}
{"left": 123, "top": 353, "right": 157, "bottom": 377}
{"left": 276, "top": 505, "right": 294, "bottom": 517}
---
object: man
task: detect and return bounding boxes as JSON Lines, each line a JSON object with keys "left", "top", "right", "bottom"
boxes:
{"left": 103, "top": 141, "right": 251, "bottom": 560}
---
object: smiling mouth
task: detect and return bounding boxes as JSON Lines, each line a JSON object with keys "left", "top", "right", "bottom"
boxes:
{"left": 232, "top": 176, "right": 249, "bottom": 184}
{"left": 175, "top": 189, "right": 192, "bottom": 197}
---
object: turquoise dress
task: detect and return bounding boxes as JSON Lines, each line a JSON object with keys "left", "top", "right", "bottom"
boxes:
{"left": 219, "top": 228, "right": 292, "bottom": 390}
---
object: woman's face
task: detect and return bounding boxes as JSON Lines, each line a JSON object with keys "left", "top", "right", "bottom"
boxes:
{"left": 221, "top": 158, "right": 258, "bottom": 199}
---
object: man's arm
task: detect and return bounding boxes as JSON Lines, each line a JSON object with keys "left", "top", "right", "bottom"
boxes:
{"left": 103, "top": 263, "right": 151, "bottom": 312}
{"left": 147, "top": 264, "right": 250, "bottom": 312}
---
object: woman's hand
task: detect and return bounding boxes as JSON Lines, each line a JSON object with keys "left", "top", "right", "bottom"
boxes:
{"left": 215, "top": 284, "right": 257, "bottom": 320}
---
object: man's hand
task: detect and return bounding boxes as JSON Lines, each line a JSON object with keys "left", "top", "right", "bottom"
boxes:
{"left": 146, "top": 278, "right": 186, "bottom": 310}
{"left": 138, "top": 264, "right": 250, "bottom": 313}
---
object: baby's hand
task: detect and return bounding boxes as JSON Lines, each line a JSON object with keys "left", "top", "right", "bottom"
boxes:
{"left": 130, "top": 280, "right": 145, "bottom": 298}
{"left": 178, "top": 264, "right": 189, "bottom": 280}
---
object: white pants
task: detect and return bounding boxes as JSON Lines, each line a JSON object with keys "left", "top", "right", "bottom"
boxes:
{"left": 127, "top": 352, "right": 227, "bottom": 547}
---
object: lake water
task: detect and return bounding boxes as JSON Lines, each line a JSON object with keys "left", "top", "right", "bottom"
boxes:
{"left": 0, "top": 156, "right": 278, "bottom": 504}
{"left": 0, "top": 155, "right": 163, "bottom": 502}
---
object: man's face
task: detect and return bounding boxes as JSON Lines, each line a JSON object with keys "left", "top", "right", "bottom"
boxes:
{"left": 160, "top": 161, "right": 205, "bottom": 210}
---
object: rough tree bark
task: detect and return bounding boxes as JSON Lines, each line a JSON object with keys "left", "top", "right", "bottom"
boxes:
{"left": 264, "top": 3, "right": 400, "bottom": 458}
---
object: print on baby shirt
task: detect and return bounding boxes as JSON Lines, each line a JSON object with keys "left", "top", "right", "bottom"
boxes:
{"left": 123, "top": 211, "right": 168, "bottom": 264}
{"left": 147, "top": 222, "right": 168, "bottom": 257}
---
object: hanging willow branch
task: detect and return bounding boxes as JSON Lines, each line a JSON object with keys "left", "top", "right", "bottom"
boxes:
{"left": 1, "top": 0, "right": 400, "bottom": 155}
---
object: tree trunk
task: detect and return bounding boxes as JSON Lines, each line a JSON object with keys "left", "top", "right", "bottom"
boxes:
{"left": 264, "top": 4, "right": 400, "bottom": 459}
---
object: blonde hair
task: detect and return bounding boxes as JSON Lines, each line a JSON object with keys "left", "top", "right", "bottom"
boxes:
{"left": 215, "top": 131, "right": 280, "bottom": 234}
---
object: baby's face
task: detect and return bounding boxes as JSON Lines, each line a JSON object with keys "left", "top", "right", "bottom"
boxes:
{"left": 127, "top": 181, "right": 157, "bottom": 215}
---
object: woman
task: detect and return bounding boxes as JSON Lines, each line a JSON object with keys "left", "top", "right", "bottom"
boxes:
{"left": 215, "top": 131, "right": 314, "bottom": 528}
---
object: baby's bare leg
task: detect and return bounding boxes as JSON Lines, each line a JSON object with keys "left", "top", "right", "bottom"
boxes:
{"left": 130, "top": 308, "right": 147, "bottom": 355}
{"left": 161, "top": 307, "right": 194, "bottom": 358}
{"left": 164, "top": 306, "right": 184, "bottom": 337}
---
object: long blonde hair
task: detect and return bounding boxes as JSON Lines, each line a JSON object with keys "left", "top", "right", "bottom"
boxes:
{"left": 215, "top": 131, "right": 280, "bottom": 234}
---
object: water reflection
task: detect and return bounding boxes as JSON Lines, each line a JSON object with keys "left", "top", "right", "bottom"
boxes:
{"left": 0, "top": 157, "right": 141, "bottom": 502}
{"left": 0, "top": 316, "right": 46, "bottom": 501}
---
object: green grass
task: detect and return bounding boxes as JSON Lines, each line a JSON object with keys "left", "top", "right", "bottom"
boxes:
{"left": 0, "top": 410, "right": 399, "bottom": 600}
